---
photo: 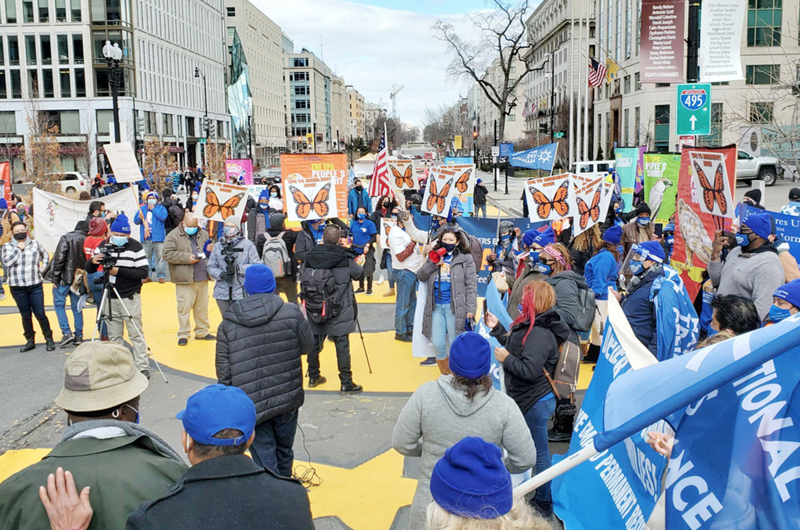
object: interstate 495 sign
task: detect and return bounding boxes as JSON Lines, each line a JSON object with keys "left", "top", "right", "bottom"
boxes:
{"left": 676, "top": 83, "right": 711, "bottom": 136}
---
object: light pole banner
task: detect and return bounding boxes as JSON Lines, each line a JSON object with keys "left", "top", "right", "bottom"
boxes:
{"left": 699, "top": 0, "right": 746, "bottom": 82}
{"left": 640, "top": 0, "right": 685, "bottom": 84}
{"left": 225, "top": 159, "right": 253, "bottom": 185}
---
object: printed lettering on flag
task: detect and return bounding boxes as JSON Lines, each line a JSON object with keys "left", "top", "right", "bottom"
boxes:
{"left": 524, "top": 173, "right": 578, "bottom": 222}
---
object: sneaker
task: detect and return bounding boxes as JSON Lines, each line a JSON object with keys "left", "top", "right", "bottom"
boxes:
{"left": 158, "top": 278, "right": 166, "bottom": 284}
{"left": 394, "top": 332, "right": 412, "bottom": 343}
{"left": 59, "top": 333, "right": 75, "bottom": 348}
{"left": 0, "top": 292, "right": 6, "bottom": 301}
{"left": 178, "top": 338, "right": 188, "bottom": 346}
{"left": 199, "top": 334, "right": 216, "bottom": 341}
{"left": 73, "top": 335, "right": 83, "bottom": 346}
{"left": 383, "top": 288, "right": 396, "bottom": 297}
{"left": 376, "top": 277, "right": 385, "bottom": 285}
{"left": 365, "top": 289, "right": 373, "bottom": 296}
{"left": 340, "top": 382, "right": 363, "bottom": 394}
{"left": 308, "top": 375, "right": 327, "bottom": 388}
{"left": 354, "top": 287, "right": 365, "bottom": 294}
{"left": 419, "top": 357, "right": 437, "bottom": 366}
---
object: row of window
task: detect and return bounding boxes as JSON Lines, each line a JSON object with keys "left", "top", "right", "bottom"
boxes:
{"left": 0, "top": 66, "right": 87, "bottom": 99}
{"left": 0, "top": 34, "right": 85, "bottom": 67}
{"left": 2, "top": 0, "right": 82, "bottom": 24}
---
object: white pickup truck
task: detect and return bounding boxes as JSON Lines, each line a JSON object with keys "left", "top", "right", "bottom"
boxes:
{"left": 737, "top": 151, "right": 780, "bottom": 186}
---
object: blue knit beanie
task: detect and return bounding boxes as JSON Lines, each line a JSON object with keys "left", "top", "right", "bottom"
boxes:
{"left": 258, "top": 189, "right": 270, "bottom": 202}
{"left": 743, "top": 212, "right": 773, "bottom": 240}
{"left": 110, "top": 213, "right": 131, "bottom": 234}
{"left": 602, "top": 225, "right": 622, "bottom": 245}
{"left": 244, "top": 264, "right": 276, "bottom": 295}
{"left": 774, "top": 280, "right": 800, "bottom": 309}
{"left": 522, "top": 226, "right": 555, "bottom": 248}
{"left": 430, "top": 437, "right": 513, "bottom": 519}
{"left": 634, "top": 241, "right": 665, "bottom": 263}
{"left": 449, "top": 332, "right": 491, "bottom": 379}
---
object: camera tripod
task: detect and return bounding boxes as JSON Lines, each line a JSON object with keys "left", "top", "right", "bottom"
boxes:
{"left": 91, "top": 274, "right": 168, "bottom": 383}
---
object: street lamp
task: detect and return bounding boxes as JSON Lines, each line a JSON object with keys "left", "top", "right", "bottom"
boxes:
{"left": 102, "top": 40, "right": 123, "bottom": 143}
{"left": 194, "top": 67, "right": 208, "bottom": 168}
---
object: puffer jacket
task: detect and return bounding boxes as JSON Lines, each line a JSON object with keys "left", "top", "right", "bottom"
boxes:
{"left": 48, "top": 228, "right": 87, "bottom": 287}
{"left": 216, "top": 293, "right": 314, "bottom": 424}
{"left": 302, "top": 244, "right": 363, "bottom": 337}
{"left": 545, "top": 270, "right": 591, "bottom": 345}
{"left": 162, "top": 225, "right": 211, "bottom": 284}
{"left": 207, "top": 236, "right": 261, "bottom": 301}
{"left": 417, "top": 250, "right": 477, "bottom": 339}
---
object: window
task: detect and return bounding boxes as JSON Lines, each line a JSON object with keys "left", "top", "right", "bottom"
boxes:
{"left": 624, "top": 108, "right": 630, "bottom": 145}
{"left": 38, "top": 0, "right": 49, "bottom": 22}
{"left": 70, "top": 0, "right": 81, "bottom": 21}
{"left": 0, "top": 72, "right": 6, "bottom": 98}
{"left": 27, "top": 69, "right": 38, "bottom": 97}
{"left": 625, "top": 0, "right": 631, "bottom": 59}
{"left": 511, "top": 66, "right": 516, "bottom": 74}
{"left": 624, "top": 75, "right": 631, "bottom": 94}
{"left": 5, "top": 0, "right": 17, "bottom": 23}
{"left": 0, "top": 112, "right": 14, "bottom": 133}
{"left": 40, "top": 35, "right": 52, "bottom": 65}
{"left": 746, "top": 64, "right": 780, "bottom": 84}
{"left": 750, "top": 102, "right": 774, "bottom": 123}
{"left": 226, "top": 7, "right": 235, "bottom": 16}
{"left": 748, "top": 0, "right": 781, "bottom": 47}
{"left": 655, "top": 104, "right": 670, "bottom": 152}
{"left": 635, "top": 106, "right": 640, "bottom": 144}
{"left": 25, "top": 36, "right": 37, "bottom": 65}
{"left": 162, "top": 114, "right": 173, "bottom": 135}
{"left": 294, "top": 85, "right": 307, "bottom": 95}
{"left": 74, "top": 68, "right": 85, "bottom": 96}
{"left": 738, "top": 151, "right": 753, "bottom": 160}
{"left": 56, "top": 0, "right": 66, "bottom": 21}
{"left": 293, "top": 58, "right": 308, "bottom": 67}
{"left": 96, "top": 110, "right": 113, "bottom": 134}
{"left": 295, "top": 99, "right": 308, "bottom": 109}
{"left": 699, "top": 103, "right": 723, "bottom": 146}
{"left": 636, "top": 0, "right": 641, "bottom": 55}
{"left": 508, "top": 114, "right": 516, "bottom": 122}
{"left": 58, "top": 35, "right": 69, "bottom": 64}
{"left": 72, "top": 35, "right": 83, "bottom": 64}
{"left": 42, "top": 69, "right": 54, "bottom": 97}
{"left": 8, "top": 36, "right": 19, "bottom": 66}
{"left": 41, "top": 110, "right": 79, "bottom": 133}
{"left": 616, "top": 0, "right": 621, "bottom": 61}
{"left": 23, "top": 1, "right": 34, "bottom": 22}
{"left": 60, "top": 69, "right": 70, "bottom": 97}
{"left": 635, "top": 72, "right": 641, "bottom": 90}
{"left": 11, "top": 70, "right": 21, "bottom": 98}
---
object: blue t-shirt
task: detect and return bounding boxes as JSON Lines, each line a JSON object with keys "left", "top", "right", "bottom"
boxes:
{"left": 312, "top": 227, "right": 325, "bottom": 244}
{"left": 435, "top": 253, "right": 453, "bottom": 304}
{"left": 700, "top": 278, "right": 715, "bottom": 332}
{"left": 350, "top": 218, "right": 377, "bottom": 250}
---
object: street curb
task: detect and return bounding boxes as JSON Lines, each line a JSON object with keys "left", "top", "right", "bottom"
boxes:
{"left": 487, "top": 195, "right": 523, "bottom": 217}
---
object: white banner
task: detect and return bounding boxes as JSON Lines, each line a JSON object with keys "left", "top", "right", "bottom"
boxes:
{"left": 33, "top": 187, "right": 140, "bottom": 253}
{"left": 285, "top": 178, "right": 337, "bottom": 223}
{"left": 195, "top": 180, "right": 249, "bottom": 224}
{"left": 699, "top": 0, "right": 746, "bottom": 82}
{"left": 103, "top": 142, "right": 142, "bottom": 183}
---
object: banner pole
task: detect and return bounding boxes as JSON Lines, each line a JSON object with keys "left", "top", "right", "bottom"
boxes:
{"left": 514, "top": 443, "right": 599, "bottom": 497}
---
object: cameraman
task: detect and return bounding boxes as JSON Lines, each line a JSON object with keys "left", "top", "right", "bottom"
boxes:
{"left": 85, "top": 214, "right": 151, "bottom": 377}
{"left": 208, "top": 220, "right": 260, "bottom": 316}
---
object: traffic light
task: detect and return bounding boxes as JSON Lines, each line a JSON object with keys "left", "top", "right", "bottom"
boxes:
{"left": 539, "top": 123, "right": 548, "bottom": 134}
{"left": 473, "top": 129, "right": 478, "bottom": 139}
{"left": 208, "top": 120, "right": 216, "bottom": 137}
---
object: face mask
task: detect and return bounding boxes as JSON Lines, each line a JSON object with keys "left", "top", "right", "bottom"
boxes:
{"left": 259, "top": 203, "right": 269, "bottom": 210}
{"left": 12, "top": 232, "right": 27, "bottom": 241}
{"left": 124, "top": 404, "right": 140, "bottom": 424}
{"left": 148, "top": 199, "right": 157, "bottom": 206}
{"left": 192, "top": 194, "right": 199, "bottom": 201}
{"left": 770, "top": 304, "right": 793, "bottom": 324}
{"left": 184, "top": 226, "right": 198, "bottom": 235}
{"left": 357, "top": 213, "right": 366, "bottom": 220}
{"left": 615, "top": 207, "right": 622, "bottom": 214}
{"left": 223, "top": 226, "right": 239, "bottom": 238}
{"left": 500, "top": 234, "right": 511, "bottom": 242}
{"left": 100, "top": 211, "right": 107, "bottom": 218}
{"left": 355, "top": 185, "right": 363, "bottom": 192}
{"left": 442, "top": 243, "right": 456, "bottom": 253}
{"left": 629, "top": 260, "right": 645, "bottom": 276}
{"left": 382, "top": 202, "right": 389, "bottom": 208}
{"left": 538, "top": 263, "right": 552, "bottom": 275}
{"left": 270, "top": 191, "right": 278, "bottom": 198}
{"left": 529, "top": 251, "right": 540, "bottom": 265}
{"left": 736, "top": 233, "right": 751, "bottom": 247}
{"left": 637, "top": 216, "right": 650, "bottom": 227}
{"left": 666, "top": 235, "right": 674, "bottom": 248}
{"left": 111, "top": 235, "right": 128, "bottom": 247}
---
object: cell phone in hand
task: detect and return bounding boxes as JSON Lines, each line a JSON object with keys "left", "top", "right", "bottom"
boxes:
{"left": 482, "top": 299, "right": 488, "bottom": 318}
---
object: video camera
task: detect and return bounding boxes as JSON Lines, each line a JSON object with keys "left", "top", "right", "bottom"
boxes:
{"left": 220, "top": 238, "right": 243, "bottom": 284}
{"left": 94, "top": 244, "right": 123, "bottom": 284}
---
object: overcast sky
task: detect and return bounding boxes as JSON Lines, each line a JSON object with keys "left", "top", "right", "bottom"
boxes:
{"left": 256, "top": 0, "right": 498, "bottom": 129}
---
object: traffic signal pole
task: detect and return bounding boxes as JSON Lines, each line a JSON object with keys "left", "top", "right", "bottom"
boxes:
{"left": 687, "top": 0, "right": 701, "bottom": 83}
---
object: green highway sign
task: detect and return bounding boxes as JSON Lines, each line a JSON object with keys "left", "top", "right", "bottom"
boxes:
{"left": 554, "top": 132, "right": 565, "bottom": 139}
{"left": 676, "top": 83, "right": 711, "bottom": 136}
{"left": 199, "top": 138, "right": 207, "bottom": 144}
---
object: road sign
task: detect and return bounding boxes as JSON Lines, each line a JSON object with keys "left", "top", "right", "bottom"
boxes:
{"left": 499, "top": 143, "right": 514, "bottom": 157}
{"left": 676, "top": 83, "right": 711, "bottom": 136}
{"left": 678, "top": 135, "right": 695, "bottom": 152}
{"left": 554, "top": 132, "right": 565, "bottom": 139}
{"left": 491, "top": 146, "right": 500, "bottom": 157}
{"left": 199, "top": 138, "right": 207, "bottom": 144}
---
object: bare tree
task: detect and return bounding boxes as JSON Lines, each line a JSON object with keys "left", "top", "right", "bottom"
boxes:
{"left": 21, "top": 101, "right": 63, "bottom": 193}
{"left": 433, "top": 0, "right": 534, "bottom": 144}
{"left": 142, "top": 138, "right": 177, "bottom": 192}
{"left": 423, "top": 103, "right": 472, "bottom": 151}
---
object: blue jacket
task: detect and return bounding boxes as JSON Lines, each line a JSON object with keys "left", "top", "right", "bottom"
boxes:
{"left": 584, "top": 249, "right": 618, "bottom": 301}
{"left": 347, "top": 189, "right": 372, "bottom": 216}
{"left": 622, "top": 268, "right": 660, "bottom": 356}
{"left": 134, "top": 204, "right": 168, "bottom": 242}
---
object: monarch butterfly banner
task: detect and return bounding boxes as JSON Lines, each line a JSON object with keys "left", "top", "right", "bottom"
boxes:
{"left": 445, "top": 163, "right": 477, "bottom": 214}
{"left": 380, "top": 217, "right": 397, "bottom": 249}
{"left": 281, "top": 153, "right": 348, "bottom": 221}
{"left": 573, "top": 177, "right": 614, "bottom": 237}
{"left": 285, "top": 178, "right": 337, "bottom": 223}
{"left": 422, "top": 167, "right": 458, "bottom": 216}
{"left": 671, "top": 145, "right": 736, "bottom": 299}
{"left": 523, "top": 173, "right": 577, "bottom": 222}
{"left": 388, "top": 159, "right": 416, "bottom": 193}
{"left": 196, "top": 179, "right": 248, "bottom": 224}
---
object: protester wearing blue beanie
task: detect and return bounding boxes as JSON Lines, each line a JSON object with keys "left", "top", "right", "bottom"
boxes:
{"left": 110, "top": 213, "right": 131, "bottom": 234}
{"left": 522, "top": 226, "right": 555, "bottom": 249}
{"left": 601, "top": 225, "right": 622, "bottom": 245}
{"left": 769, "top": 279, "right": 800, "bottom": 324}
{"left": 742, "top": 212, "right": 773, "bottom": 241}
{"left": 243, "top": 264, "right": 276, "bottom": 295}
{"left": 448, "top": 332, "right": 491, "bottom": 379}
{"left": 634, "top": 241, "right": 665, "bottom": 263}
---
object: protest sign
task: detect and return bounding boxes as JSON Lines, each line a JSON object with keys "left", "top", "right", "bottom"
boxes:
{"left": 523, "top": 173, "right": 577, "bottom": 222}
{"left": 225, "top": 159, "right": 253, "bottom": 185}
{"left": 379, "top": 217, "right": 396, "bottom": 249}
{"left": 422, "top": 168, "right": 458, "bottom": 216}
{"left": 573, "top": 177, "right": 613, "bottom": 237}
{"left": 688, "top": 149, "right": 736, "bottom": 219}
{"left": 281, "top": 153, "right": 348, "bottom": 220}
{"left": 195, "top": 179, "right": 248, "bottom": 224}
{"left": 0, "top": 161, "right": 10, "bottom": 201}
{"left": 285, "top": 178, "right": 337, "bottom": 223}
{"left": 103, "top": 142, "right": 141, "bottom": 183}
{"left": 615, "top": 148, "right": 641, "bottom": 212}
{"left": 33, "top": 187, "right": 141, "bottom": 252}
{"left": 246, "top": 185, "right": 269, "bottom": 202}
{"left": 387, "top": 159, "right": 416, "bottom": 193}
{"left": 644, "top": 153, "right": 681, "bottom": 224}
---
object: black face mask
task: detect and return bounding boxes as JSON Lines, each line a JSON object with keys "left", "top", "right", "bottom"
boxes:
{"left": 355, "top": 185, "right": 363, "bottom": 192}
{"left": 442, "top": 243, "right": 456, "bottom": 253}
{"left": 13, "top": 232, "right": 27, "bottom": 241}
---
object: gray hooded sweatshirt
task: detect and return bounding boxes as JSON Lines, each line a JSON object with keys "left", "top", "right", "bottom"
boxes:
{"left": 392, "top": 375, "right": 536, "bottom": 530}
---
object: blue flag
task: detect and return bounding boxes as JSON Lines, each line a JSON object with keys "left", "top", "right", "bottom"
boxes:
{"left": 476, "top": 278, "right": 512, "bottom": 391}
{"left": 652, "top": 266, "right": 700, "bottom": 361}
{"left": 738, "top": 203, "right": 800, "bottom": 264}
{"left": 509, "top": 143, "right": 558, "bottom": 171}
{"left": 552, "top": 297, "right": 666, "bottom": 530}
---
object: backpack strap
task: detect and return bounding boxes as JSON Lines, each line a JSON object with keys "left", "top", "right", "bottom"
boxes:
{"left": 277, "top": 231, "right": 285, "bottom": 240}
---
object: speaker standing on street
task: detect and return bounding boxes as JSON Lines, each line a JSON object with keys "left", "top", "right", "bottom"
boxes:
{"left": 207, "top": 220, "right": 260, "bottom": 316}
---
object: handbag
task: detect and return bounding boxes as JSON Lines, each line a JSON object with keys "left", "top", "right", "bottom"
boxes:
{"left": 70, "top": 269, "right": 88, "bottom": 296}
{"left": 542, "top": 339, "right": 581, "bottom": 404}
{"left": 492, "top": 271, "right": 509, "bottom": 293}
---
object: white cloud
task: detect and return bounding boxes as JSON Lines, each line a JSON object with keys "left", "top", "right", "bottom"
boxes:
{"left": 254, "top": 0, "right": 484, "bottom": 128}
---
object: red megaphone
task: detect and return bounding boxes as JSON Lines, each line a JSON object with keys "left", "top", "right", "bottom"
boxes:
{"left": 429, "top": 247, "right": 448, "bottom": 264}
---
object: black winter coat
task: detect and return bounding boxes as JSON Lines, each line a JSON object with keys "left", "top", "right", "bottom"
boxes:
{"left": 49, "top": 228, "right": 87, "bottom": 287}
{"left": 545, "top": 270, "right": 591, "bottom": 345}
{"left": 491, "top": 310, "right": 570, "bottom": 415}
{"left": 216, "top": 293, "right": 314, "bottom": 424}
{"left": 125, "top": 455, "right": 314, "bottom": 530}
{"left": 303, "top": 244, "right": 363, "bottom": 337}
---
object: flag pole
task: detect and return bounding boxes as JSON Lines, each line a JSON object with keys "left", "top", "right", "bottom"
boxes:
{"left": 514, "top": 444, "right": 599, "bottom": 497}
{"left": 569, "top": 0, "right": 575, "bottom": 167}
{"left": 582, "top": 4, "right": 590, "bottom": 161}
{"left": 576, "top": 0, "right": 583, "bottom": 165}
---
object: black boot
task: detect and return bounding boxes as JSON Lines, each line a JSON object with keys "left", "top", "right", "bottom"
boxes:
{"left": 44, "top": 332, "right": 56, "bottom": 352}
{"left": 19, "top": 336, "right": 35, "bottom": 352}
{"left": 548, "top": 403, "right": 577, "bottom": 443}
{"left": 340, "top": 382, "right": 363, "bottom": 394}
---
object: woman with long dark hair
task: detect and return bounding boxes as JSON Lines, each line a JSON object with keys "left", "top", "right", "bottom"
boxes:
{"left": 486, "top": 281, "right": 569, "bottom": 518}
{"left": 370, "top": 194, "right": 398, "bottom": 296}
{"left": 268, "top": 184, "right": 283, "bottom": 212}
{"left": 417, "top": 228, "right": 477, "bottom": 373}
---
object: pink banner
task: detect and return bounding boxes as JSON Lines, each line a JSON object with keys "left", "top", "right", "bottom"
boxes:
{"left": 225, "top": 159, "right": 254, "bottom": 185}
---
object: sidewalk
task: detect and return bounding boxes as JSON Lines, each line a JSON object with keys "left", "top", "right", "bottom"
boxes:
{"left": 478, "top": 169, "right": 527, "bottom": 217}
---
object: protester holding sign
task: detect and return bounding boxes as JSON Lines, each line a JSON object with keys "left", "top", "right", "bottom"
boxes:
{"left": 708, "top": 212, "right": 784, "bottom": 320}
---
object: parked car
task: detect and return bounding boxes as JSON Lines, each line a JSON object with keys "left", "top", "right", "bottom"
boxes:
{"left": 570, "top": 160, "right": 615, "bottom": 180}
{"left": 737, "top": 151, "right": 780, "bottom": 186}
{"left": 47, "top": 172, "right": 90, "bottom": 195}
{"left": 253, "top": 168, "right": 282, "bottom": 186}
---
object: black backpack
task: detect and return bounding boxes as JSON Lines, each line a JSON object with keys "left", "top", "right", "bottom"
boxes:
{"left": 300, "top": 267, "right": 342, "bottom": 324}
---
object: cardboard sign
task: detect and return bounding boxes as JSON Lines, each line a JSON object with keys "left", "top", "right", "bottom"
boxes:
{"left": 286, "top": 178, "right": 337, "bottom": 222}
{"left": 523, "top": 173, "right": 578, "bottom": 222}
{"left": 573, "top": 177, "right": 613, "bottom": 236}
{"left": 196, "top": 180, "right": 248, "bottom": 224}
{"left": 380, "top": 217, "right": 397, "bottom": 248}
{"left": 103, "top": 142, "right": 142, "bottom": 183}
{"left": 281, "top": 154, "right": 348, "bottom": 220}
{"left": 422, "top": 168, "right": 458, "bottom": 216}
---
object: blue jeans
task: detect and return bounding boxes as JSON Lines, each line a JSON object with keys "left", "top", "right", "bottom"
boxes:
{"left": 53, "top": 284, "right": 83, "bottom": 337}
{"left": 394, "top": 269, "right": 417, "bottom": 335}
{"left": 383, "top": 251, "right": 395, "bottom": 289}
{"left": 87, "top": 271, "right": 107, "bottom": 336}
{"left": 474, "top": 203, "right": 487, "bottom": 218}
{"left": 143, "top": 240, "right": 166, "bottom": 279}
{"left": 431, "top": 302, "right": 456, "bottom": 360}
{"left": 249, "top": 410, "right": 299, "bottom": 478}
{"left": 524, "top": 395, "right": 556, "bottom": 505}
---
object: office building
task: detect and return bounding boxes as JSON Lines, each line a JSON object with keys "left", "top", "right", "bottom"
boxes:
{"left": 347, "top": 86, "right": 364, "bottom": 140}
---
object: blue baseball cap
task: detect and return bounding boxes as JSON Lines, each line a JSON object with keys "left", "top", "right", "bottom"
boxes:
{"left": 176, "top": 384, "right": 256, "bottom": 446}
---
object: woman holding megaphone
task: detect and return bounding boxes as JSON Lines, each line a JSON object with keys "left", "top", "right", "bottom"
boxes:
{"left": 417, "top": 228, "right": 477, "bottom": 375}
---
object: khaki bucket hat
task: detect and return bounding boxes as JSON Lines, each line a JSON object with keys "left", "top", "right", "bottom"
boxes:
{"left": 55, "top": 342, "right": 149, "bottom": 413}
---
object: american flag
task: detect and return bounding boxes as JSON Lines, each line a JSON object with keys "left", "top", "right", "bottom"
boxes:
{"left": 368, "top": 125, "right": 392, "bottom": 198}
{"left": 588, "top": 58, "right": 607, "bottom": 88}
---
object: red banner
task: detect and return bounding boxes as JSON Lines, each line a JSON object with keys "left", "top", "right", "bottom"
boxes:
{"left": 0, "top": 161, "right": 10, "bottom": 201}
{"left": 672, "top": 146, "right": 736, "bottom": 300}
{"left": 640, "top": 0, "right": 685, "bottom": 84}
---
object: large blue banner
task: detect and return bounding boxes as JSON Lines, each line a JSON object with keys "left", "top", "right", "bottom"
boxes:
{"left": 552, "top": 302, "right": 666, "bottom": 530}
{"left": 738, "top": 203, "right": 800, "bottom": 264}
{"left": 509, "top": 143, "right": 558, "bottom": 171}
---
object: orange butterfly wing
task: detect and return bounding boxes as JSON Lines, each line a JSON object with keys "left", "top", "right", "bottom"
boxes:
{"left": 455, "top": 170, "right": 471, "bottom": 193}
{"left": 552, "top": 180, "right": 571, "bottom": 217}
{"left": 311, "top": 183, "right": 331, "bottom": 217}
{"left": 712, "top": 164, "right": 727, "bottom": 214}
{"left": 436, "top": 180, "right": 452, "bottom": 213}
{"left": 203, "top": 188, "right": 221, "bottom": 218}
{"left": 402, "top": 165, "right": 414, "bottom": 188}
{"left": 426, "top": 178, "right": 439, "bottom": 212}
{"left": 589, "top": 186, "right": 602, "bottom": 221}
{"left": 219, "top": 193, "right": 244, "bottom": 219}
{"left": 391, "top": 166, "right": 405, "bottom": 188}
{"left": 290, "top": 185, "right": 313, "bottom": 219}
{"left": 694, "top": 161, "right": 717, "bottom": 213}
{"left": 529, "top": 186, "right": 552, "bottom": 219}
{"left": 576, "top": 197, "right": 591, "bottom": 229}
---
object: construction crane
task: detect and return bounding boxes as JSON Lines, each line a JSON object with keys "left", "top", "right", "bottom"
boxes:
{"left": 390, "top": 84, "right": 404, "bottom": 118}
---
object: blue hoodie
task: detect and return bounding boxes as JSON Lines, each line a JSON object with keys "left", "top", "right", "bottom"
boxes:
{"left": 584, "top": 249, "right": 619, "bottom": 301}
